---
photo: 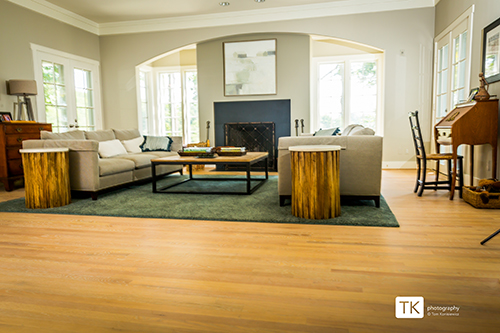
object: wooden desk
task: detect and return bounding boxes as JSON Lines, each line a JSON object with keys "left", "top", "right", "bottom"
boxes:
{"left": 290, "top": 145, "right": 341, "bottom": 219}
{"left": 435, "top": 99, "right": 498, "bottom": 200}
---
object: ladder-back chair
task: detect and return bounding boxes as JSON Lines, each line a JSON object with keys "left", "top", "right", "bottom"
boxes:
{"left": 409, "top": 111, "right": 464, "bottom": 198}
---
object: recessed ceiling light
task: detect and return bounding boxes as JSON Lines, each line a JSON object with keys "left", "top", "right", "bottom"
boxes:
{"left": 219, "top": 2, "right": 230, "bottom": 6}
{"left": 255, "top": 0, "right": 265, "bottom": 2}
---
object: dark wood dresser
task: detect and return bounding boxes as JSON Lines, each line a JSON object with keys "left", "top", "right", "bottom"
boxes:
{"left": 0, "top": 122, "right": 52, "bottom": 191}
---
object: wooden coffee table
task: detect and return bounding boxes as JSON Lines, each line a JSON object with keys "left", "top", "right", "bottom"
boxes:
{"left": 151, "top": 152, "right": 269, "bottom": 195}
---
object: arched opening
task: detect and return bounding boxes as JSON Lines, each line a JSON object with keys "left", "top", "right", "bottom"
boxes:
{"left": 136, "top": 33, "right": 384, "bottom": 143}
{"left": 311, "top": 35, "right": 385, "bottom": 135}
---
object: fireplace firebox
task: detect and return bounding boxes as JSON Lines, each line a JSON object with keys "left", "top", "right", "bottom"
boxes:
{"left": 224, "top": 122, "right": 275, "bottom": 170}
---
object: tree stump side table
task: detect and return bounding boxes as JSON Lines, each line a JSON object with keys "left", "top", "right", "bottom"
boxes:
{"left": 20, "top": 148, "right": 71, "bottom": 209}
{"left": 289, "top": 145, "right": 341, "bottom": 219}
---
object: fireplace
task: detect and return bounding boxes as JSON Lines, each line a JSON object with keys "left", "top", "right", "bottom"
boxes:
{"left": 214, "top": 99, "right": 291, "bottom": 171}
{"left": 224, "top": 122, "right": 275, "bottom": 170}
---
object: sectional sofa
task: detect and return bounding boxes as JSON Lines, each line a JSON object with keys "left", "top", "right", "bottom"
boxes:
{"left": 23, "top": 129, "right": 182, "bottom": 199}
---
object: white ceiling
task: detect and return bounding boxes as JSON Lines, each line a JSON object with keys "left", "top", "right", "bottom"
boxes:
{"left": 8, "top": 0, "right": 438, "bottom": 35}
{"left": 43, "top": 0, "right": 343, "bottom": 23}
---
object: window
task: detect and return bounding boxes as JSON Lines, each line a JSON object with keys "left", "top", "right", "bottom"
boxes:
{"left": 432, "top": 7, "right": 474, "bottom": 122}
{"left": 139, "top": 66, "right": 199, "bottom": 143}
{"left": 137, "top": 69, "right": 152, "bottom": 135}
{"left": 32, "top": 44, "right": 102, "bottom": 132}
{"left": 313, "top": 54, "right": 383, "bottom": 133}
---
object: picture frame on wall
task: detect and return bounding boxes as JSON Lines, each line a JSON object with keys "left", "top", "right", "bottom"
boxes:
{"left": 0, "top": 111, "right": 13, "bottom": 122}
{"left": 482, "top": 17, "right": 500, "bottom": 84}
{"left": 223, "top": 39, "right": 277, "bottom": 96}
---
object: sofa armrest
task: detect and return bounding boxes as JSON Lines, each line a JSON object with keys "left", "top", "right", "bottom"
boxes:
{"left": 23, "top": 139, "right": 100, "bottom": 191}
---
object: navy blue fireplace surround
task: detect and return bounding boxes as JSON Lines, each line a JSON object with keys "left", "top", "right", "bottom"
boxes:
{"left": 213, "top": 99, "right": 291, "bottom": 170}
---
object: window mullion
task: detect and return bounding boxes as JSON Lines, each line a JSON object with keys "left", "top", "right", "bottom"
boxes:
{"left": 343, "top": 61, "right": 350, "bottom": 128}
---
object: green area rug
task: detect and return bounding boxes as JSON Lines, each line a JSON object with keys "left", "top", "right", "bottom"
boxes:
{"left": 0, "top": 175, "right": 399, "bottom": 227}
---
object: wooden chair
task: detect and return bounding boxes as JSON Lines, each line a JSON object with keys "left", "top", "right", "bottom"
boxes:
{"left": 409, "top": 111, "right": 464, "bottom": 198}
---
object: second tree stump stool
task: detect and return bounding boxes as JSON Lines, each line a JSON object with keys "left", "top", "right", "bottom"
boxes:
{"left": 289, "top": 145, "right": 341, "bottom": 219}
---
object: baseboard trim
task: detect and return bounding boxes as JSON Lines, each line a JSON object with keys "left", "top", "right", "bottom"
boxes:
{"left": 383, "top": 161, "right": 416, "bottom": 169}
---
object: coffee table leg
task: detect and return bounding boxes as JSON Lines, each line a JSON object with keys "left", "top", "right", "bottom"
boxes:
{"left": 265, "top": 157, "right": 268, "bottom": 179}
{"left": 189, "top": 164, "right": 193, "bottom": 179}
{"left": 246, "top": 163, "right": 251, "bottom": 194}
{"left": 152, "top": 162, "right": 157, "bottom": 193}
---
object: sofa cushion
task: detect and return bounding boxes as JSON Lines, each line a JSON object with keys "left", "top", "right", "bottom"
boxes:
{"left": 313, "top": 127, "right": 340, "bottom": 136}
{"left": 99, "top": 139, "right": 128, "bottom": 158}
{"left": 85, "top": 129, "right": 116, "bottom": 141}
{"left": 99, "top": 158, "right": 135, "bottom": 176}
{"left": 114, "top": 153, "right": 159, "bottom": 168}
{"left": 147, "top": 151, "right": 179, "bottom": 158}
{"left": 113, "top": 128, "right": 142, "bottom": 141}
{"left": 121, "top": 136, "right": 144, "bottom": 153}
{"left": 140, "top": 135, "right": 173, "bottom": 152}
{"left": 41, "top": 130, "right": 86, "bottom": 140}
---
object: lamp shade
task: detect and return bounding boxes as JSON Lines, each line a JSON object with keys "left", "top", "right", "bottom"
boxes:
{"left": 7, "top": 80, "right": 37, "bottom": 96}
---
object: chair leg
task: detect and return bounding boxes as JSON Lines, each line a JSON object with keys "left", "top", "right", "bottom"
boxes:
{"left": 435, "top": 161, "right": 440, "bottom": 190}
{"left": 417, "top": 160, "right": 426, "bottom": 197}
{"left": 458, "top": 157, "right": 464, "bottom": 199}
{"left": 414, "top": 159, "right": 421, "bottom": 193}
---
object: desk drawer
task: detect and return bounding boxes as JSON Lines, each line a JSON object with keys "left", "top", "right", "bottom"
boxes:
{"left": 4, "top": 125, "right": 51, "bottom": 134}
{"left": 6, "top": 134, "right": 41, "bottom": 147}
{"left": 8, "top": 159, "right": 23, "bottom": 176}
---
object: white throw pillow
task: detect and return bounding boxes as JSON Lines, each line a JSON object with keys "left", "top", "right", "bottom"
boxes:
{"left": 121, "top": 136, "right": 144, "bottom": 153}
{"left": 99, "top": 139, "right": 128, "bottom": 158}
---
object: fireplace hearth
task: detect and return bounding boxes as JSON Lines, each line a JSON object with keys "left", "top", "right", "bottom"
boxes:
{"left": 224, "top": 122, "right": 275, "bottom": 170}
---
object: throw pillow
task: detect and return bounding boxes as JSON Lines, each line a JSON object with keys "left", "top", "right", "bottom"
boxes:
{"left": 313, "top": 127, "right": 341, "bottom": 136}
{"left": 341, "top": 124, "right": 365, "bottom": 136}
{"left": 98, "top": 139, "right": 128, "bottom": 158}
{"left": 121, "top": 136, "right": 144, "bottom": 153}
{"left": 140, "top": 135, "right": 173, "bottom": 152}
{"left": 349, "top": 127, "right": 375, "bottom": 135}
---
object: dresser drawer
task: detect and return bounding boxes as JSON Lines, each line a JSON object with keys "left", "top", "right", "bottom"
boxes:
{"left": 4, "top": 124, "right": 51, "bottom": 134}
{"left": 6, "top": 134, "right": 42, "bottom": 147}
{"left": 6, "top": 148, "right": 22, "bottom": 160}
{"left": 8, "top": 159, "right": 24, "bottom": 176}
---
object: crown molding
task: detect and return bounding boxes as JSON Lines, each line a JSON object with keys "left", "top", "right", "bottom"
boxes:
{"left": 8, "top": 0, "right": 99, "bottom": 34}
{"left": 9, "top": 0, "right": 435, "bottom": 36}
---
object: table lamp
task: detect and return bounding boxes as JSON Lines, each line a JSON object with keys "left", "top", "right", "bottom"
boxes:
{"left": 6, "top": 79, "right": 37, "bottom": 121}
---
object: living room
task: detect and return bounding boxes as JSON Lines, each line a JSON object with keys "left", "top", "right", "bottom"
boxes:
{"left": 1, "top": 0, "right": 500, "bottom": 332}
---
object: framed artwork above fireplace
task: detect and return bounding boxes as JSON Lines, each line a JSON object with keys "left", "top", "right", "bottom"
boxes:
{"left": 223, "top": 39, "right": 277, "bottom": 96}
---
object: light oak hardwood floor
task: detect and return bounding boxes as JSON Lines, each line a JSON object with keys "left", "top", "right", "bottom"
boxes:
{"left": 0, "top": 169, "right": 499, "bottom": 333}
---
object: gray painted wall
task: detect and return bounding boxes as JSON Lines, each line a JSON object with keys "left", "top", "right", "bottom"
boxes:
{"left": 436, "top": 0, "right": 500, "bottom": 179}
{"left": 197, "top": 33, "right": 310, "bottom": 145}
{"left": 0, "top": 1, "right": 100, "bottom": 115}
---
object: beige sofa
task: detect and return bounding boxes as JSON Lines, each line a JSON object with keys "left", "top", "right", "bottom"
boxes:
{"left": 278, "top": 126, "right": 383, "bottom": 207}
{"left": 22, "top": 129, "right": 183, "bottom": 199}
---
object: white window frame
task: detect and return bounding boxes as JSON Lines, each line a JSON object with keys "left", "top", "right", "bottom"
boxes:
{"left": 136, "top": 65, "right": 154, "bottom": 135}
{"left": 31, "top": 43, "right": 103, "bottom": 130}
{"left": 311, "top": 53, "right": 384, "bottom": 135}
{"left": 432, "top": 6, "right": 474, "bottom": 128}
{"left": 142, "top": 66, "right": 198, "bottom": 143}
